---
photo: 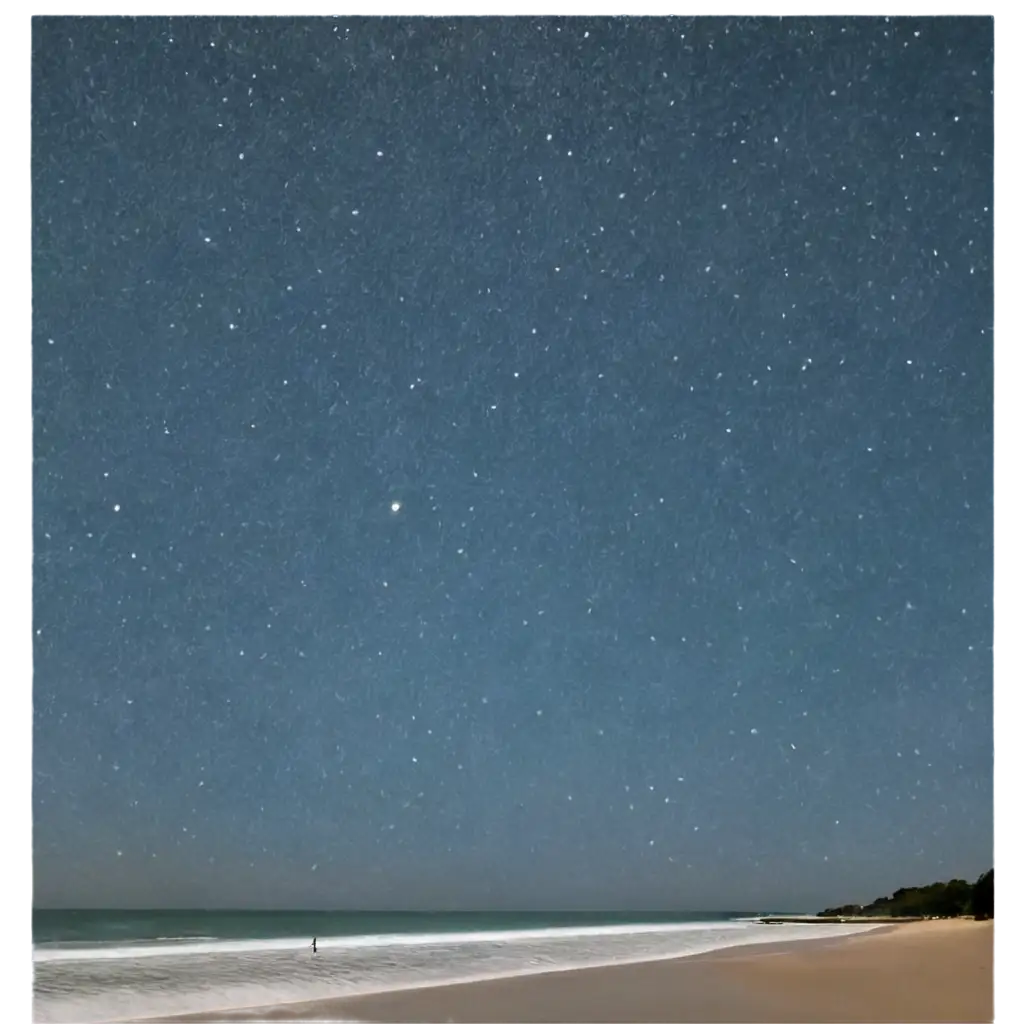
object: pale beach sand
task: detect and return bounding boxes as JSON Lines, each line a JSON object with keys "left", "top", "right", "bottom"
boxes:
{"left": 161, "top": 918, "right": 994, "bottom": 1023}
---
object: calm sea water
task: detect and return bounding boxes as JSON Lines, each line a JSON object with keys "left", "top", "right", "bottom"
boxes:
{"left": 33, "top": 908, "right": 744, "bottom": 949}
{"left": 33, "top": 909, "right": 882, "bottom": 1023}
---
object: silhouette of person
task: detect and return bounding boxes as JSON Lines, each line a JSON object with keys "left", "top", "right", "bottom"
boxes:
{"left": 312, "top": 937, "right": 317, "bottom": 954}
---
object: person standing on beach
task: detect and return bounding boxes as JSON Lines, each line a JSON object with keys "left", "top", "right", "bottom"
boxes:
{"left": 311, "top": 937, "right": 317, "bottom": 954}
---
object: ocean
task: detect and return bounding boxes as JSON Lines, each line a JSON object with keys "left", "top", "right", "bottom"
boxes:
{"left": 33, "top": 909, "right": 882, "bottom": 1023}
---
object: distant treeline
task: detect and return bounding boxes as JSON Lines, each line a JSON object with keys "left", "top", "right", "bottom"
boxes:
{"left": 819, "top": 868, "right": 994, "bottom": 920}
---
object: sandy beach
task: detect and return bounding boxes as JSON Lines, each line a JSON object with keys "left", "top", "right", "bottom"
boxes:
{"left": 163, "top": 918, "right": 994, "bottom": 1023}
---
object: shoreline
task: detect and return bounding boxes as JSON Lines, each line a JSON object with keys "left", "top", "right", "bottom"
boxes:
{"left": 158, "top": 919, "right": 994, "bottom": 1023}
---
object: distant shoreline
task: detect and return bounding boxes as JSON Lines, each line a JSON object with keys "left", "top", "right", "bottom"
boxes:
{"left": 757, "top": 913, "right": 928, "bottom": 924}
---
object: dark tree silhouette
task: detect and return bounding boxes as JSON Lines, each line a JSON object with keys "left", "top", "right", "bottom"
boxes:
{"left": 820, "top": 872, "right": 993, "bottom": 919}
{"left": 970, "top": 869, "right": 994, "bottom": 920}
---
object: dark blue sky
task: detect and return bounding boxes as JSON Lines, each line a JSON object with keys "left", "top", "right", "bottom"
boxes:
{"left": 32, "top": 15, "right": 993, "bottom": 911}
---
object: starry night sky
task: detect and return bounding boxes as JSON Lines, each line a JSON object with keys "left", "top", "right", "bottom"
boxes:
{"left": 32, "top": 16, "right": 993, "bottom": 911}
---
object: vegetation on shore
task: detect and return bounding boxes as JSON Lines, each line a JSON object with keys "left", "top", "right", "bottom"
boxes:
{"left": 818, "top": 869, "right": 994, "bottom": 920}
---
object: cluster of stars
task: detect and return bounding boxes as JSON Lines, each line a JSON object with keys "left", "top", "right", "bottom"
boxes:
{"left": 32, "top": 16, "right": 992, "bottom": 911}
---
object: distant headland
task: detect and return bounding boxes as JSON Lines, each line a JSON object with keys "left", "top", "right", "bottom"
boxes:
{"left": 760, "top": 868, "right": 994, "bottom": 925}
{"left": 817, "top": 868, "right": 994, "bottom": 919}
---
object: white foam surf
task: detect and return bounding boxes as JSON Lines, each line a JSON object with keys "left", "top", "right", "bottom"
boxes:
{"left": 34, "top": 919, "right": 883, "bottom": 1023}
{"left": 34, "top": 919, "right": 753, "bottom": 962}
